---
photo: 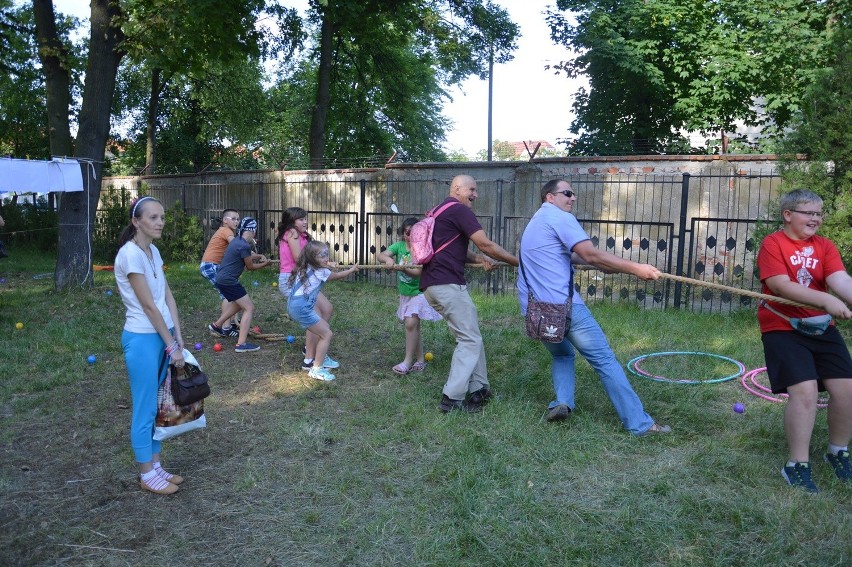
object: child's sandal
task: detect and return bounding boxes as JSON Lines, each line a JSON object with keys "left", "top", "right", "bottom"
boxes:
{"left": 392, "top": 362, "right": 410, "bottom": 375}
{"left": 411, "top": 361, "right": 427, "bottom": 372}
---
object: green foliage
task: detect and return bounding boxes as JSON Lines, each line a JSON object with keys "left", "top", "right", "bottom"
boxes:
{"left": 475, "top": 139, "right": 519, "bottom": 161}
{"left": 777, "top": 12, "right": 852, "bottom": 267}
{"left": 159, "top": 200, "right": 204, "bottom": 263}
{"left": 300, "top": 0, "right": 520, "bottom": 166}
{"left": 93, "top": 186, "right": 135, "bottom": 263}
{"left": 547, "top": 0, "right": 835, "bottom": 155}
{"left": 0, "top": 3, "right": 84, "bottom": 158}
{"left": 0, "top": 197, "right": 57, "bottom": 252}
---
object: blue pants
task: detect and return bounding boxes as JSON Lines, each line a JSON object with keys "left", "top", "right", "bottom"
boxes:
{"left": 121, "top": 330, "right": 168, "bottom": 463}
{"left": 542, "top": 303, "right": 654, "bottom": 435}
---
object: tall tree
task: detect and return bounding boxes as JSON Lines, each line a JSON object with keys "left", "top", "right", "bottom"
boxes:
{"left": 779, "top": 7, "right": 852, "bottom": 265}
{"left": 34, "top": 0, "right": 124, "bottom": 289}
{"left": 547, "top": 0, "right": 834, "bottom": 155}
{"left": 304, "top": 0, "right": 519, "bottom": 168}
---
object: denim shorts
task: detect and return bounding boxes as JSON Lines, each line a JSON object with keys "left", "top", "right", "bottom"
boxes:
{"left": 288, "top": 295, "right": 320, "bottom": 328}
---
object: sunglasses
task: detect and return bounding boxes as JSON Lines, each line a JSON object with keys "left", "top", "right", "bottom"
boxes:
{"left": 552, "top": 190, "right": 575, "bottom": 198}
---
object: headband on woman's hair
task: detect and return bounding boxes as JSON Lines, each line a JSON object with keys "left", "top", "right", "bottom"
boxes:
{"left": 131, "top": 196, "right": 155, "bottom": 218}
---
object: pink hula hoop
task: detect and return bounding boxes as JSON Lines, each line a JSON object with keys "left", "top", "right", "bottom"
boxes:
{"left": 740, "top": 367, "right": 829, "bottom": 408}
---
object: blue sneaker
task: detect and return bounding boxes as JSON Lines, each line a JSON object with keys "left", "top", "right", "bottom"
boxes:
{"left": 235, "top": 343, "right": 260, "bottom": 353}
{"left": 781, "top": 462, "right": 819, "bottom": 493}
{"left": 824, "top": 450, "right": 852, "bottom": 481}
{"left": 321, "top": 355, "right": 340, "bottom": 369}
{"left": 308, "top": 366, "right": 336, "bottom": 381}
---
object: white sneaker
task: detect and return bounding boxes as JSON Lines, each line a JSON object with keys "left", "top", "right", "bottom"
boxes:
{"left": 308, "top": 366, "right": 336, "bottom": 381}
{"left": 321, "top": 355, "right": 340, "bottom": 369}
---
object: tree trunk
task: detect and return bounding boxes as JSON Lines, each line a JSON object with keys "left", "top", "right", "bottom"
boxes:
{"left": 308, "top": 14, "right": 335, "bottom": 169}
{"left": 145, "top": 67, "right": 161, "bottom": 175}
{"left": 51, "top": 0, "right": 125, "bottom": 289}
{"left": 32, "top": 0, "right": 73, "bottom": 157}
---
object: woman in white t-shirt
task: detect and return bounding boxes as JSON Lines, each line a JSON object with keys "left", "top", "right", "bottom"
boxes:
{"left": 115, "top": 196, "right": 186, "bottom": 495}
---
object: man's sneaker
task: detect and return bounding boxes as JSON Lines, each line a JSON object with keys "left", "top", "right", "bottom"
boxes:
{"left": 223, "top": 325, "right": 240, "bottom": 338}
{"left": 464, "top": 387, "right": 493, "bottom": 412}
{"left": 301, "top": 359, "right": 315, "bottom": 371}
{"left": 208, "top": 323, "right": 228, "bottom": 338}
{"left": 545, "top": 404, "right": 571, "bottom": 422}
{"left": 781, "top": 462, "right": 820, "bottom": 493}
{"left": 235, "top": 343, "right": 261, "bottom": 353}
{"left": 321, "top": 355, "right": 340, "bottom": 369}
{"left": 438, "top": 394, "right": 465, "bottom": 413}
{"left": 824, "top": 450, "right": 852, "bottom": 481}
{"left": 302, "top": 345, "right": 307, "bottom": 356}
{"left": 308, "top": 366, "right": 336, "bottom": 381}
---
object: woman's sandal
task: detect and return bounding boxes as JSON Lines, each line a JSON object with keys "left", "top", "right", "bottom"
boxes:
{"left": 410, "top": 361, "right": 427, "bottom": 372}
{"left": 140, "top": 475, "right": 179, "bottom": 495}
{"left": 392, "top": 362, "right": 410, "bottom": 375}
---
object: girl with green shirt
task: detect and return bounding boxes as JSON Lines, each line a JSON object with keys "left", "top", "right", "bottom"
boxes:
{"left": 377, "top": 217, "right": 442, "bottom": 374}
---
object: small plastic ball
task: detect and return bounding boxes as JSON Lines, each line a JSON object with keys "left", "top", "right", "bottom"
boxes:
{"left": 0, "top": 278, "right": 6, "bottom": 283}
{"left": 733, "top": 403, "right": 745, "bottom": 414}
{"left": 194, "top": 342, "right": 203, "bottom": 351}
{"left": 105, "top": 289, "right": 113, "bottom": 296}
{"left": 15, "top": 322, "right": 24, "bottom": 330}
{"left": 252, "top": 325, "right": 261, "bottom": 333}
{"left": 87, "top": 354, "right": 97, "bottom": 365}
{"left": 424, "top": 352, "right": 434, "bottom": 362}
{"left": 252, "top": 280, "right": 259, "bottom": 287}
{"left": 272, "top": 282, "right": 278, "bottom": 287}
{"left": 286, "top": 335, "right": 295, "bottom": 343}
{"left": 213, "top": 343, "right": 222, "bottom": 352}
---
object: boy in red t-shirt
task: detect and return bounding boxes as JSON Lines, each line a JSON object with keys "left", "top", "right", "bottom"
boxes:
{"left": 757, "top": 189, "right": 852, "bottom": 492}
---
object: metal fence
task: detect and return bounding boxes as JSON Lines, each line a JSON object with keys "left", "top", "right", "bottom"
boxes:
{"left": 118, "top": 171, "right": 782, "bottom": 313}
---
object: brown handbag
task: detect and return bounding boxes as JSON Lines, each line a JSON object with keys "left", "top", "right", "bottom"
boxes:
{"left": 520, "top": 248, "right": 573, "bottom": 343}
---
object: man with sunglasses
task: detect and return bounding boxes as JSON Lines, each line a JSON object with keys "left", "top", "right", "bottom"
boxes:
{"left": 201, "top": 209, "right": 242, "bottom": 337}
{"left": 421, "top": 174, "right": 519, "bottom": 413}
{"left": 517, "top": 179, "right": 671, "bottom": 435}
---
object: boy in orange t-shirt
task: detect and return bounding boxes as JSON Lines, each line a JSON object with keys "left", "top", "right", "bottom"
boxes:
{"left": 200, "top": 209, "right": 241, "bottom": 336}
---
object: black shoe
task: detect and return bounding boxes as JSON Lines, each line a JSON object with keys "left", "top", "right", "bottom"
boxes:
{"left": 208, "top": 323, "right": 228, "bottom": 338}
{"left": 224, "top": 325, "right": 240, "bottom": 338}
{"left": 545, "top": 404, "right": 571, "bottom": 422}
{"left": 464, "top": 387, "right": 493, "bottom": 412}
{"left": 438, "top": 394, "right": 465, "bottom": 413}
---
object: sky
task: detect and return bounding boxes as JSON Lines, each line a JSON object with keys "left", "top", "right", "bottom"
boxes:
{"left": 51, "top": 0, "right": 584, "bottom": 158}
{"left": 441, "top": 1, "right": 584, "bottom": 157}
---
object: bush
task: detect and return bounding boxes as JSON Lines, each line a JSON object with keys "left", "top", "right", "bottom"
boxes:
{"left": 93, "top": 186, "right": 135, "bottom": 263}
{"left": 0, "top": 196, "right": 58, "bottom": 252}
{"left": 160, "top": 201, "right": 204, "bottom": 263}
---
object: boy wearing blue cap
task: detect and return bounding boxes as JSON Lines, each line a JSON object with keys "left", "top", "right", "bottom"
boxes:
{"left": 210, "top": 218, "right": 271, "bottom": 352}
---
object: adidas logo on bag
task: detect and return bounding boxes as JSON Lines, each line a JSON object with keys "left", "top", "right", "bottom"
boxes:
{"left": 543, "top": 324, "right": 558, "bottom": 338}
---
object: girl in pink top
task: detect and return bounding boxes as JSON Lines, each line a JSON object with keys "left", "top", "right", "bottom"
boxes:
{"left": 276, "top": 207, "right": 336, "bottom": 370}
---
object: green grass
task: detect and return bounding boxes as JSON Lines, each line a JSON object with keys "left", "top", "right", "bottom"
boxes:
{"left": 1, "top": 249, "right": 850, "bottom": 566}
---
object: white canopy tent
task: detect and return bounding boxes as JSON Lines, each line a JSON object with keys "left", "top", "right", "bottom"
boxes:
{"left": 0, "top": 157, "right": 86, "bottom": 197}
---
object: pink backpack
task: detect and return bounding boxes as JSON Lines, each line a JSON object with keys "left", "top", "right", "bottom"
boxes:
{"left": 409, "top": 200, "right": 461, "bottom": 264}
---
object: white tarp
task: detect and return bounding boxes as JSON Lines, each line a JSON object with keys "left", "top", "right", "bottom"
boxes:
{"left": 0, "top": 157, "right": 85, "bottom": 196}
